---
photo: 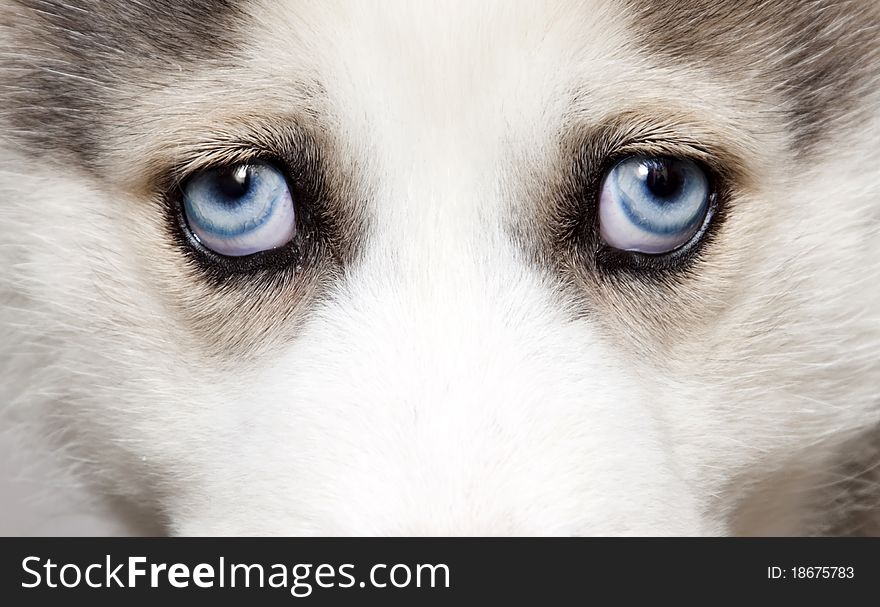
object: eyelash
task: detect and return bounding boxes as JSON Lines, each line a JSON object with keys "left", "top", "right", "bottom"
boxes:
{"left": 164, "top": 152, "right": 320, "bottom": 284}
{"left": 571, "top": 147, "right": 730, "bottom": 279}
{"left": 163, "top": 138, "right": 731, "bottom": 284}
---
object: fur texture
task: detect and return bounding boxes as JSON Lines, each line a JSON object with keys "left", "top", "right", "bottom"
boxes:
{"left": 0, "top": 0, "right": 878, "bottom": 535}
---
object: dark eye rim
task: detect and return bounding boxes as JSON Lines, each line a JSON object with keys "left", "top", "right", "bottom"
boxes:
{"left": 588, "top": 153, "right": 727, "bottom": 278}
{"left": 596, "top": 188, "right": 720, "bottom": 274}
{"left": 164, "top": 152, "right": 328, "bottom": 283}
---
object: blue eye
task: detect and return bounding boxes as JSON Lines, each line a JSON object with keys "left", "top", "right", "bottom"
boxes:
{"left": 598, "top": 156, "right": 711, "bottom": 254}
{"left": 182, "top": 161, "right": 296, "bottom": 257}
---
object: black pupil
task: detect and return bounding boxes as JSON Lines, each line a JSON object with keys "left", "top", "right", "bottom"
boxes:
{"left": 644, "top": 160, "right": 684, "bottom": 201}
{"left": 216, "top": 165, "right": 251, "bottom": 201}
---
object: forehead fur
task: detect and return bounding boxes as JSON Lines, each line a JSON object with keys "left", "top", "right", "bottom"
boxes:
{"left": 1, "top": 0, "right": 878, "bottom": 168}
{"left": 622, "top": 0, "right": 880, "bottom": 154}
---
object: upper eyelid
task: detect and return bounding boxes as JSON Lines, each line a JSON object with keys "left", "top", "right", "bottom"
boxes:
{"left": 154, "top": 112, "right": 740, "bottom": 181}
{"left": 592, "top": 142, "right": 726, "bottom": 190}
{"left": 605, "top": 141, "right": 720, "bottom": 172}
{"left": 142, "top": 120, "right": 320, "bottom": 194}
{"left": 599, "top": 143, "right": 739, "bottom": 192}
{"left": 565, "top": 110, "right": 751, "bottom": 186}
{"left": 170, "top": 146, "right": 277, "bottom": 186}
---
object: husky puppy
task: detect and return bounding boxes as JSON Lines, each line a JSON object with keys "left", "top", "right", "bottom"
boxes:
{"left": 0, "top": 0, "right": 878, "bottom": 536}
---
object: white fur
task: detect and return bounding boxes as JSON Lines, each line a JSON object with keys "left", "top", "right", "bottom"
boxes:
{"left": 1, "top": 0, "right": 878, "bottom": 535}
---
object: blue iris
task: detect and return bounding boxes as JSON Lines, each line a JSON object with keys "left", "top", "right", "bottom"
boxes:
{"left": 598, "top": 156, "right": 711, "bottom": 254}
{"left": 182, "top": 161, "right": 296, "bottom": 257}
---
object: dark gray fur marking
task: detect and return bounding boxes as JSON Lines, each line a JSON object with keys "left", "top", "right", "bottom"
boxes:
{"left": 1, "top": 0, "right": 246, "bottom": 168}
{"left": 623, "top": 0, "right": 880, "bottom": 155}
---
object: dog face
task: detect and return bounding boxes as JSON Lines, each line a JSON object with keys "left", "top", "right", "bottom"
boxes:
{"left": 1, "top": 0, "right": 878, "bottom": 535}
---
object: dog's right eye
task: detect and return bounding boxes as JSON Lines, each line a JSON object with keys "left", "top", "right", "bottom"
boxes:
{"left": 598, "top": 156, "right": 712, "bottom": 255}
{"left": 181, "top": 161, "right": 296, "bottom": 257}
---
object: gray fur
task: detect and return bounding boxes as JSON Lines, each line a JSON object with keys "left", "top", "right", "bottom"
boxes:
{"left": 1, "top": 0, "right": 247, "bottom": 169}
{"left": 623, "top": 0, "right": 880, "bottom": 155}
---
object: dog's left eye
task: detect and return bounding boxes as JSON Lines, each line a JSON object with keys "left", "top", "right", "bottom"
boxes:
{"left": 598, "top": 156, "right": 711, "bottom": 254}
{"left": 181, "top": 161, "right": 296, "bottom": 257}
